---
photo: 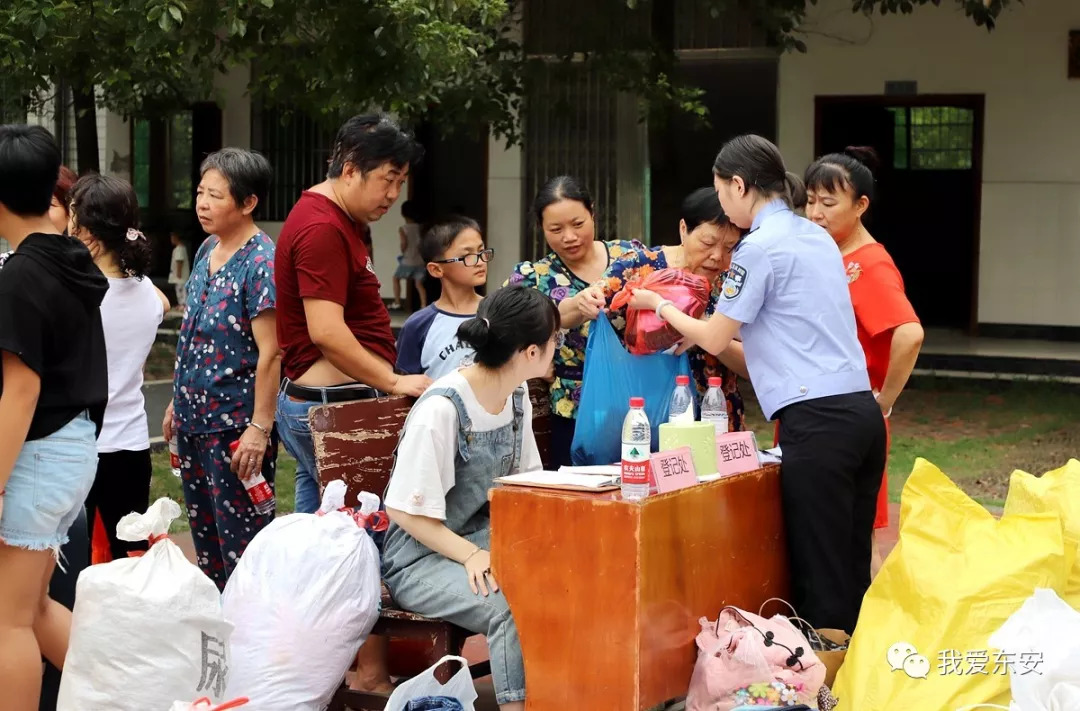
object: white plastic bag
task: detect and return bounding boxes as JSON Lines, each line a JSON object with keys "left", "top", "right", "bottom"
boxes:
{"left": 58, "top": 498, "right": 233, "bottom": 711}
{"left": 384, "top": 656, "right": 479, "bottom": 711}
{"left": 987, "top": 588, "right": 1080, "bottom": 711}
{"left": 222, "top": 480, "right": 382, "bottom": 710}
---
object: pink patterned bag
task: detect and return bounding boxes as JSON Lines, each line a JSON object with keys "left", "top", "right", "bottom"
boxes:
{"left": 686, "top": 607, "right": 826, "bottom": 710}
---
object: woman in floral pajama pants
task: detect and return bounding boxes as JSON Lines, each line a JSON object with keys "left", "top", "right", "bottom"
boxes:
{"left": 164, "top": 148, "right": 281, "bottom": 590}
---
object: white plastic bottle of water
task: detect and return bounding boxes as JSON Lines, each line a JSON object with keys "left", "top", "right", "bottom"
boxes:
{"left": 701, "top": 376, "right": 730, "bottom": 436}
{"left": 621, "top": 397, "right": 651, "bottom": 501}
{"left": 168, "top": 434, "right": 182, "bottom": 478}
{"left": 668, "top": 375, "right": 695, "bottom": 423}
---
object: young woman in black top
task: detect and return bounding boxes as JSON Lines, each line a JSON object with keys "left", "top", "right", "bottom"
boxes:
{"left": 0, "top": 125, "right": 109, "bottom": 711}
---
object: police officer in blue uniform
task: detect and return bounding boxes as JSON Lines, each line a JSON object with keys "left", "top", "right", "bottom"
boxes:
{"left": 628, "top": 134, "right": 887, "bottom": 634}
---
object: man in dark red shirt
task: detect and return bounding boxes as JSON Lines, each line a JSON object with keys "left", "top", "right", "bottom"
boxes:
{"left": 275, "top": 114, "right": 430, "bottom": 518}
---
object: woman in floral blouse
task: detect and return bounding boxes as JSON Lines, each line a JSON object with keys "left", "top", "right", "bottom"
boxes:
{"left": 506, "top": 176, "right": 641, "bottom": 465}
{"left": 578, "top": 187, "right": 748, "bottom": 430}
{"left": 162, "top": 148, "right": 279, "bottom": 590}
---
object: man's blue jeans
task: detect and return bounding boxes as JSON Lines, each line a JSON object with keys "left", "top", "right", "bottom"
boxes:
{"left": 275, "top": 389, "right": 323, "bottom": 514}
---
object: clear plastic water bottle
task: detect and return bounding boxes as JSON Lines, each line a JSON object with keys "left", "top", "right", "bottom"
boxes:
{"left": 668, "top": 375, "right": 695, "bottom": 424}
{"left": 701, "top": 376, "right": 730, "bottom": 436}
{"left": 621, "top": 397, "right": 651, "bottom": 501}
{"left": 229, "top": 440, "right": 276, "bottom": 517}
{"left": 168, "top": 435, "right": 182, "bottom": 478}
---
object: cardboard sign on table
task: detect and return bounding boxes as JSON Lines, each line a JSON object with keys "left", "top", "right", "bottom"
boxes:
{"left": 649, "top": 446, "right": 698, "bottom": 493}
{"left": 716, "top": 432, "right": 760, "bottom": 477}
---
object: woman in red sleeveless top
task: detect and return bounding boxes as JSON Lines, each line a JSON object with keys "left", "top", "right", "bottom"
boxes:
{"left": 804, "top": 147, "right": 924, "bottom": 575}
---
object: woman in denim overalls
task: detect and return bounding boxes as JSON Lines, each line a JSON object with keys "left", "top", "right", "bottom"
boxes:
{"left": 383, "top": 286, "right": 560, "bottom": 710}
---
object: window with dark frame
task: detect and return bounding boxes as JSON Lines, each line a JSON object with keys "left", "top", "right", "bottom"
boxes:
{"left": 169, "top": 112, "right": 194, "bottom": 210}
{"left": 0, "top": 79, "right": 25, "bottom": 124}
{"left": 131, "top": 113, "right": 194, "bottom": 212}
{"left": 250, "top": 105, "right": 334, "bottom": 222}
{"left": 132, "top": 119, "right": 152, "bottom": 209}
{"left": 888, "top": 106, "right": 975, "bottom": 171}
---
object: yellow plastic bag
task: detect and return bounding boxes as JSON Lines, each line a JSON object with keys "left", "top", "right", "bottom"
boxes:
{"left": 833, "top": 458, "right": 1070, "bottom": 710}
{"left": 1003, "top": 459, "right": 1080, "bottom": 609}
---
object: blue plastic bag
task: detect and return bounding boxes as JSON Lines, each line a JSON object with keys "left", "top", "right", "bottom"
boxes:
{"left": 571, "top": 313, "right": 691, "bottom": 465}
{"left": 405, "top": 697, "right": 466, "bottom": 711}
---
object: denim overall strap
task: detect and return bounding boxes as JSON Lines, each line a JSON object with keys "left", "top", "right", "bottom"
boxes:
{"left": 387, "top": 386, "right": 469, "bottom": 484}
{"left": 382, "top": 384, "right": 520, "bottom": 576}
{"left": 509, "top": 387, "right": 525, "bottom": 472}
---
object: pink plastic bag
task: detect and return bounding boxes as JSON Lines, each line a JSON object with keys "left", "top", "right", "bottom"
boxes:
{"left": 610, "top": 268, "right": 710, "bottom": 355}
{"left": 686, "top": 607, "right": 826, "bottom": 710}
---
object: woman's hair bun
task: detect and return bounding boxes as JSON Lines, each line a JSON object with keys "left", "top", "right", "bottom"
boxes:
{"left": 456, "top": 286, "right": 561, "bottom": 370}
{"left": 844, "top": 145, "right": 880, "bottom": 172}
{"left": 457, "top": 316, "right": 491, "bottom": 351}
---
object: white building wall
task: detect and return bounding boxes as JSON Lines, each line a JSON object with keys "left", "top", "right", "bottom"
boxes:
{"left": 217, "top": 64, "right": 251, "bottom": 149}
{"left": 779, "top": 0, "right": 1080, "bottom": 328}
{"left": 486, "top": 133, "right": 524, "bottom": 293}
{"left": 104, "top": 109, "right": 131, "bottom": 180}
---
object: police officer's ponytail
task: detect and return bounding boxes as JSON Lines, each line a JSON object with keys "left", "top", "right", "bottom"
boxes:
{"left": 784, "top": 171, "right": 807, "bottom": 210}
{"left": 713, "top": 134, "right": 805, "bottom": 211}
{"left": 458, "top": 286, "right": 561, "bottom": 369}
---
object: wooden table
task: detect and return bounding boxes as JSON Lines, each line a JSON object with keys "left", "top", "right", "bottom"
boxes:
{"left": 490, "top": 464, "right": 789, "bottom": 711}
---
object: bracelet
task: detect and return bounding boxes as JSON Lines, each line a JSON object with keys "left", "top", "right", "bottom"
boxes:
{"left": 463, "top": 546, "right": 483, "bottom": 565}
{"left": 248, "top": 422, "right": 270, "bottom": 438}
{"left": 873, "top": 392, "right": 893, "bottom": 419}
{"left": 654, "top": 300, "right": 674, "bottom": 320}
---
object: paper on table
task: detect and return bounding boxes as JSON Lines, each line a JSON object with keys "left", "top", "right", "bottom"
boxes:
{"left": 760, "top": 447, "right": 782, "bottom": 465}
{"left": 558, "top": 464, "right": 621, "bottom": 477}
{"left": 500, "top": 470, "right": 617, "bottom": 489}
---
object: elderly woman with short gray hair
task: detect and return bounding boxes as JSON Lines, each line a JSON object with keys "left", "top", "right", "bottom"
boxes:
{"left": 162, "top": 147, "right": 281, "bottom": 589}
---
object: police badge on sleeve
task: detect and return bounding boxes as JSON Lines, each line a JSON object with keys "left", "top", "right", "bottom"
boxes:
{"left": 722, "top": 263, "right": 747, "bottom": 300}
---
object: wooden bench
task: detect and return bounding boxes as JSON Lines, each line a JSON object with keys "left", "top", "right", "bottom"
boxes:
{"left": 310, "top": 380, "right": 553, "bottom": 710}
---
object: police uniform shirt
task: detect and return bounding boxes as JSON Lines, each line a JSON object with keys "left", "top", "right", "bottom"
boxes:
{"left": 715, "top": 199, "right": 870, "bottom": 420}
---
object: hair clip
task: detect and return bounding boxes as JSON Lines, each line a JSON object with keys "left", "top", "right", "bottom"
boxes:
{"left": 126, "top": 228, "right": 145, "bottom": 242}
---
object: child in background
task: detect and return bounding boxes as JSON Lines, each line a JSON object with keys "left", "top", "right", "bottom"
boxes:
{"left": 391, "top": 200, "right": 426, "bottom": 310}
{"left": 168, "top": 231, "right": 190, "bottom": 310}
{"left": 396, "top": 217, "right": 493, "bottom": 379}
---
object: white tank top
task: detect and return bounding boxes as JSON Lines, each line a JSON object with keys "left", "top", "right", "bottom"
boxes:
{"left": 98, "top": 276, "right": 164, "bottom": 452}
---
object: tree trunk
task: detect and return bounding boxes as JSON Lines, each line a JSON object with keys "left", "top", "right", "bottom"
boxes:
{"left": 71, "top": 80, "right": 99, "bottom": 174}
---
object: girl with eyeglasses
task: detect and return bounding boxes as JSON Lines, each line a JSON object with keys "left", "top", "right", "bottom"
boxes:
{"left": 396, "top": 216, "right": 495, "bottom": 379}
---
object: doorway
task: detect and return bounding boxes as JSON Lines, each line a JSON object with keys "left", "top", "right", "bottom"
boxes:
{"left": 815, "top": 95, "right": 984, "bottom": 332}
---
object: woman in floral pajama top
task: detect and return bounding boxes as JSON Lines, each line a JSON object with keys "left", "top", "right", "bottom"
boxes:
{"left": 163, "top": 149, "right": 280, "bottom": 590}
{"left": 506, "top": 176, "right": 642, "bottom": 466}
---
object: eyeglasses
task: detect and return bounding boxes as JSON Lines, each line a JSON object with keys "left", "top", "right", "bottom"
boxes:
{"left": 434, "top": 248, "right": 495, "bottom": 267}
